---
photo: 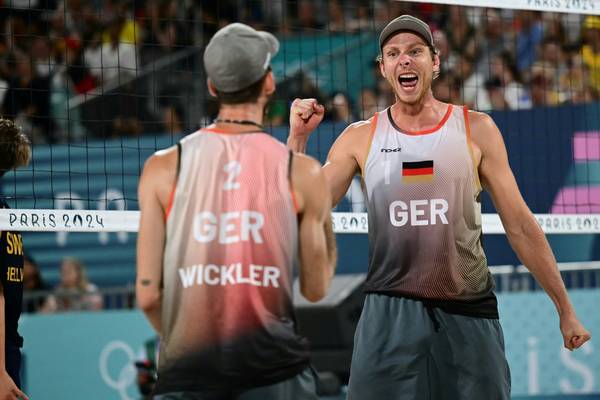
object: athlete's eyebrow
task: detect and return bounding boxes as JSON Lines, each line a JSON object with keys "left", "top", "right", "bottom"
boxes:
{"left": 383, "top": 41, "right": 427, "bottom": 53}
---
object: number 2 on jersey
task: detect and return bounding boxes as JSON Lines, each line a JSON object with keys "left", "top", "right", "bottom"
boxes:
{"left": 223, "top": 161, "right": 241, "bottom": 190}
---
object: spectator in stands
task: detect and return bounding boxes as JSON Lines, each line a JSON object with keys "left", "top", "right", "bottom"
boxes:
{"left": 160, "top": 102, "right": 185, "bottom": 135}
{"left": 433, "top": 72, "right": 462, "bottom": 105}
{"left": 434, "top": 29, "right": 458, "bottom": 73}
{"left": 347, "top": 3, "right": 373, "bottom": 32}
{"left": 326, "top": 0, "right": 346, "bottom": 33}
{"left": 457, "top": 56, "right": 490, "bottom": 110}
{"left": 485, "top": 76, "right": 510, "bottom": 110}
{"left": 358, "top": 88, "right": 380, "bottom": 120}
{"left": 97, "top": 15, "right": 138, "bottom": 84}
{"left": 538, "top": 38, "right": 568, "bottom": 80}
{"left": 83, "top": 30, "right": 105, "bottom": 84}
{"left": 530, "top": 62, "right": 560, "bottom": 107}
{"left": 63, "top": 37, "right": 98, "bottom": 95}
{"left": 295, "top": 0, "right": 324, "bottom": 31}
{"left": 582, "top": 16, "right": 600, "bottom": 93}
{"left": 515, "top": 11, "right": 544, "bottom": 74}
{"left": 541, "top": 13, "right": 568, "bottom": 48}
{"left": 327, "top": 91, "right": 356, "bottom": 123}
{"left": 142, "top": 0, "right": 191, "bottom": 65}
{"left": 488, "top": 51, "right": 531, "bottom": 109}
{"left": 2, "top": 51, "right": 53, "bottom": 143}
{"left": 23, "top": 254, "right": 48, "bottom": 313}
{"left": 30, "top": 37, "right": 53, "bottom": 80}
{"left": 42, "top": 257, "right": 103, "bottom": 313}
{"left": 475, "top": 8, "right": 506, "bottom": 79}
{"left": 446, "top": 5, "right": 477, "bottom": 63}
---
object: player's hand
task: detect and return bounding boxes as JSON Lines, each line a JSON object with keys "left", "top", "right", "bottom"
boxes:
{"left": 560, "top": 313, "right": 591, "bottom": 351}
{"left": 0, "top": 371, "right": 28, "bottom": 400}
{"left": 289, "top": 98, "right": 325, "bottom": 140}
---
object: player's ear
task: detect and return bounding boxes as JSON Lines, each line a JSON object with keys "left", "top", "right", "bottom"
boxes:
{"left": 263, "top": 70, "right": 275, "bottom": 96}
{"left": 207, "top": 79, "right": 218, "bottom": 97}
{"left": 378, "top": 57, "right": 386, "bottom": 79}
{"left": 432, "top": 51, "right": 441, "bottom": 79}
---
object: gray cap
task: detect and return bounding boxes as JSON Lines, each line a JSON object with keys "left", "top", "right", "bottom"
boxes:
{"left": 204, "top": 23, "right": 279, "bottom": 93}
{"left": 379, "top": 15, "right": 434, "bottom": 50}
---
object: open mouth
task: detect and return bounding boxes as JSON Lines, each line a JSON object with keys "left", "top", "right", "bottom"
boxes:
{"left": 398, "top": 73, "right": 418, "bottom": 89}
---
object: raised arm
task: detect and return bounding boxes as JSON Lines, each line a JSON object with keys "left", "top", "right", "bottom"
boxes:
{"left": 288, "top": 98, "right": 372, "bottom": 207}
{"left": 471, "top": 111, "right": 591, "bottom": 350}
{"left": 291, "top": 153, "right": 337, "bottom": 302}
{"left": 136, "top": 147, "right": 177, "bottom": 335}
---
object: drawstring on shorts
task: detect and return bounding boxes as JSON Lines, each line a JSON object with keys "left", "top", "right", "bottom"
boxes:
{"left": 425, "top": 305, "right": 441, "bottom": 332}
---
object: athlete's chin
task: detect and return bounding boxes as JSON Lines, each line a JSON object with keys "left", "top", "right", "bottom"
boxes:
{"left": 396, "top": 92, "right": 424, "bottom": 105}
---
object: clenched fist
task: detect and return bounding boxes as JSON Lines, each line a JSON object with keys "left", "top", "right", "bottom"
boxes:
{"left": 289, "top": 98, "right": 325, "bottom": 140}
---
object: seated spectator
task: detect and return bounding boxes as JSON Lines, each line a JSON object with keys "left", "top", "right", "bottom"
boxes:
{"left": 446, "top": 6, "right": 477, "bottom": 63}
{"left": 358, "top": 88, "right": 380, "bottom": 120}
{"left": 530, "top": 62, "right": 560, "bottom": 107}
{"left": 475, "top": 8, "right": 507, "bottom": 80}
{"left": 559, "top": 52, "right": 591, "bottom": 103}
{"left": 488, "top": 51, "right": 531, "bottom": 109}
{"left": 459, "top": 57, "right": 491, "bottom": 111}
{"left": 23, "top": 254, "right": 48, "bottom": 313}
{"left": 41, "top": 257, "right": 103, "bottom": 313}
{"left": 93, "top": 15, "right": 138, "bottom": 85}
{"left": 485, "top": 77, "right": 510, "bottom": 110}
{"left": 515, "top": 10, "right": 544, "bottom": 74}
{"left": 433, "top": 72, "right": 462, "bottom": 105}
{"left": 582, "top": 16, "right": 600, "bottom": 93}
{"left": 434, "top": 29, "right": 459, "bottom": 74}
{"left": 2, "top": 51, "right": 52, "bottom": 144}
{"left": 327, "top": 92, "right": 356, "bottom": 124}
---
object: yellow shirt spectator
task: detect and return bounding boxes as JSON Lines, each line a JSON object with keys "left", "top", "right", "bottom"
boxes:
{"left": 103, "top": 19, "right": 142, "bottom": 45}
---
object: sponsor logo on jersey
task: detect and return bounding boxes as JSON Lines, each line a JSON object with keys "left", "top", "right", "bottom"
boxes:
{"left": 380, "top": 147, "right": 402, "bottom": 153}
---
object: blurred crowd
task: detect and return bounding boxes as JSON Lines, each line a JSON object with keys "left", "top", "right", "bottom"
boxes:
{"left": 23, "top": 255, "right": 104, "bottom": 313}
{"left": 258, "top": 1, "right": 600, "bottom": 124}
{"left": 0, "top": 0, "right": 598, "bottom": 143}
{"left": 0, "top": 0, "right": 195, "bottom": 143}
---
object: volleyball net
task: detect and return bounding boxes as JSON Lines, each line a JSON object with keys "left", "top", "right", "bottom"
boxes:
{"left": 0, "top": 0, "right": 600, "bottom": 284}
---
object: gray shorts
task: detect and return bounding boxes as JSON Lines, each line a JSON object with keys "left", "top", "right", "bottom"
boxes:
{"left": 347, "top": 294, "right": 511, "bottom": 400}
{"left": 153, "top": 367, "right": 318, "bottom": 400}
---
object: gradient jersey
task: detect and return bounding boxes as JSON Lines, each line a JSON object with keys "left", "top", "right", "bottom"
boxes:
{"left": 363, "top": 105, "right": 497, "bottom": 318}
{"left": 156, "top": 129, "right": 309, "bottom": 393}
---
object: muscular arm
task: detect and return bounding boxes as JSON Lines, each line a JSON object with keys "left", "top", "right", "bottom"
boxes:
{"left": 472, "top": 112, "right": 590, "bottom": 349}
{"left": 136, "top": 148, "right": 177, "bottom": 335}
{"left": 322, "top": 121, "right": 373, "bottom": 207}
{"left": 288, "top": 98, "right": 372, "bottom": 206}
{"left": 292, "top": 154, "right": 337, "bottom": 302}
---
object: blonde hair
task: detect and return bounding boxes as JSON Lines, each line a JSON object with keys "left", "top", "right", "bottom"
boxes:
{"left": 0, "top": 118, "right": 30, "bottom": 176}
{"left": 60, "top": 257, "right": 90, "bottom": 290}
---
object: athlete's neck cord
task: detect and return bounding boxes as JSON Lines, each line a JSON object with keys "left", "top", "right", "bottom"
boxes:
{"left": 214, "top": 118, "right": 264, "bottom": 130}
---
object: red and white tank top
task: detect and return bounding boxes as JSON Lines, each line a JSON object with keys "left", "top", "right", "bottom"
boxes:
{"left": 363, "top": 105, "right": 498, "bottom": 318}
{"left": 155, "top": 128, "right": 309, "bottom": 393}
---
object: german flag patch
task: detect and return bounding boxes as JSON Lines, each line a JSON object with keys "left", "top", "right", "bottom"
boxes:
{"left": 402, "top": 161, "right": 434, "bottom": 183}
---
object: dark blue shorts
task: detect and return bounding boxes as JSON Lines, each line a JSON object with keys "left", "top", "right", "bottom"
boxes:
{"left": 347, "top": 294, "right": 511, "bottom": 400}
{"left": 6, "top": 344, "right": 21, "bottom": 388}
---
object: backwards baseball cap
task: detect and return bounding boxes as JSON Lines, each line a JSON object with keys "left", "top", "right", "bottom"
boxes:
{"left": 204, "top": 23, "right": 279, "bottom": 93}
{"left": 379, "top": 15, "right": 434, "bottom": 51}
